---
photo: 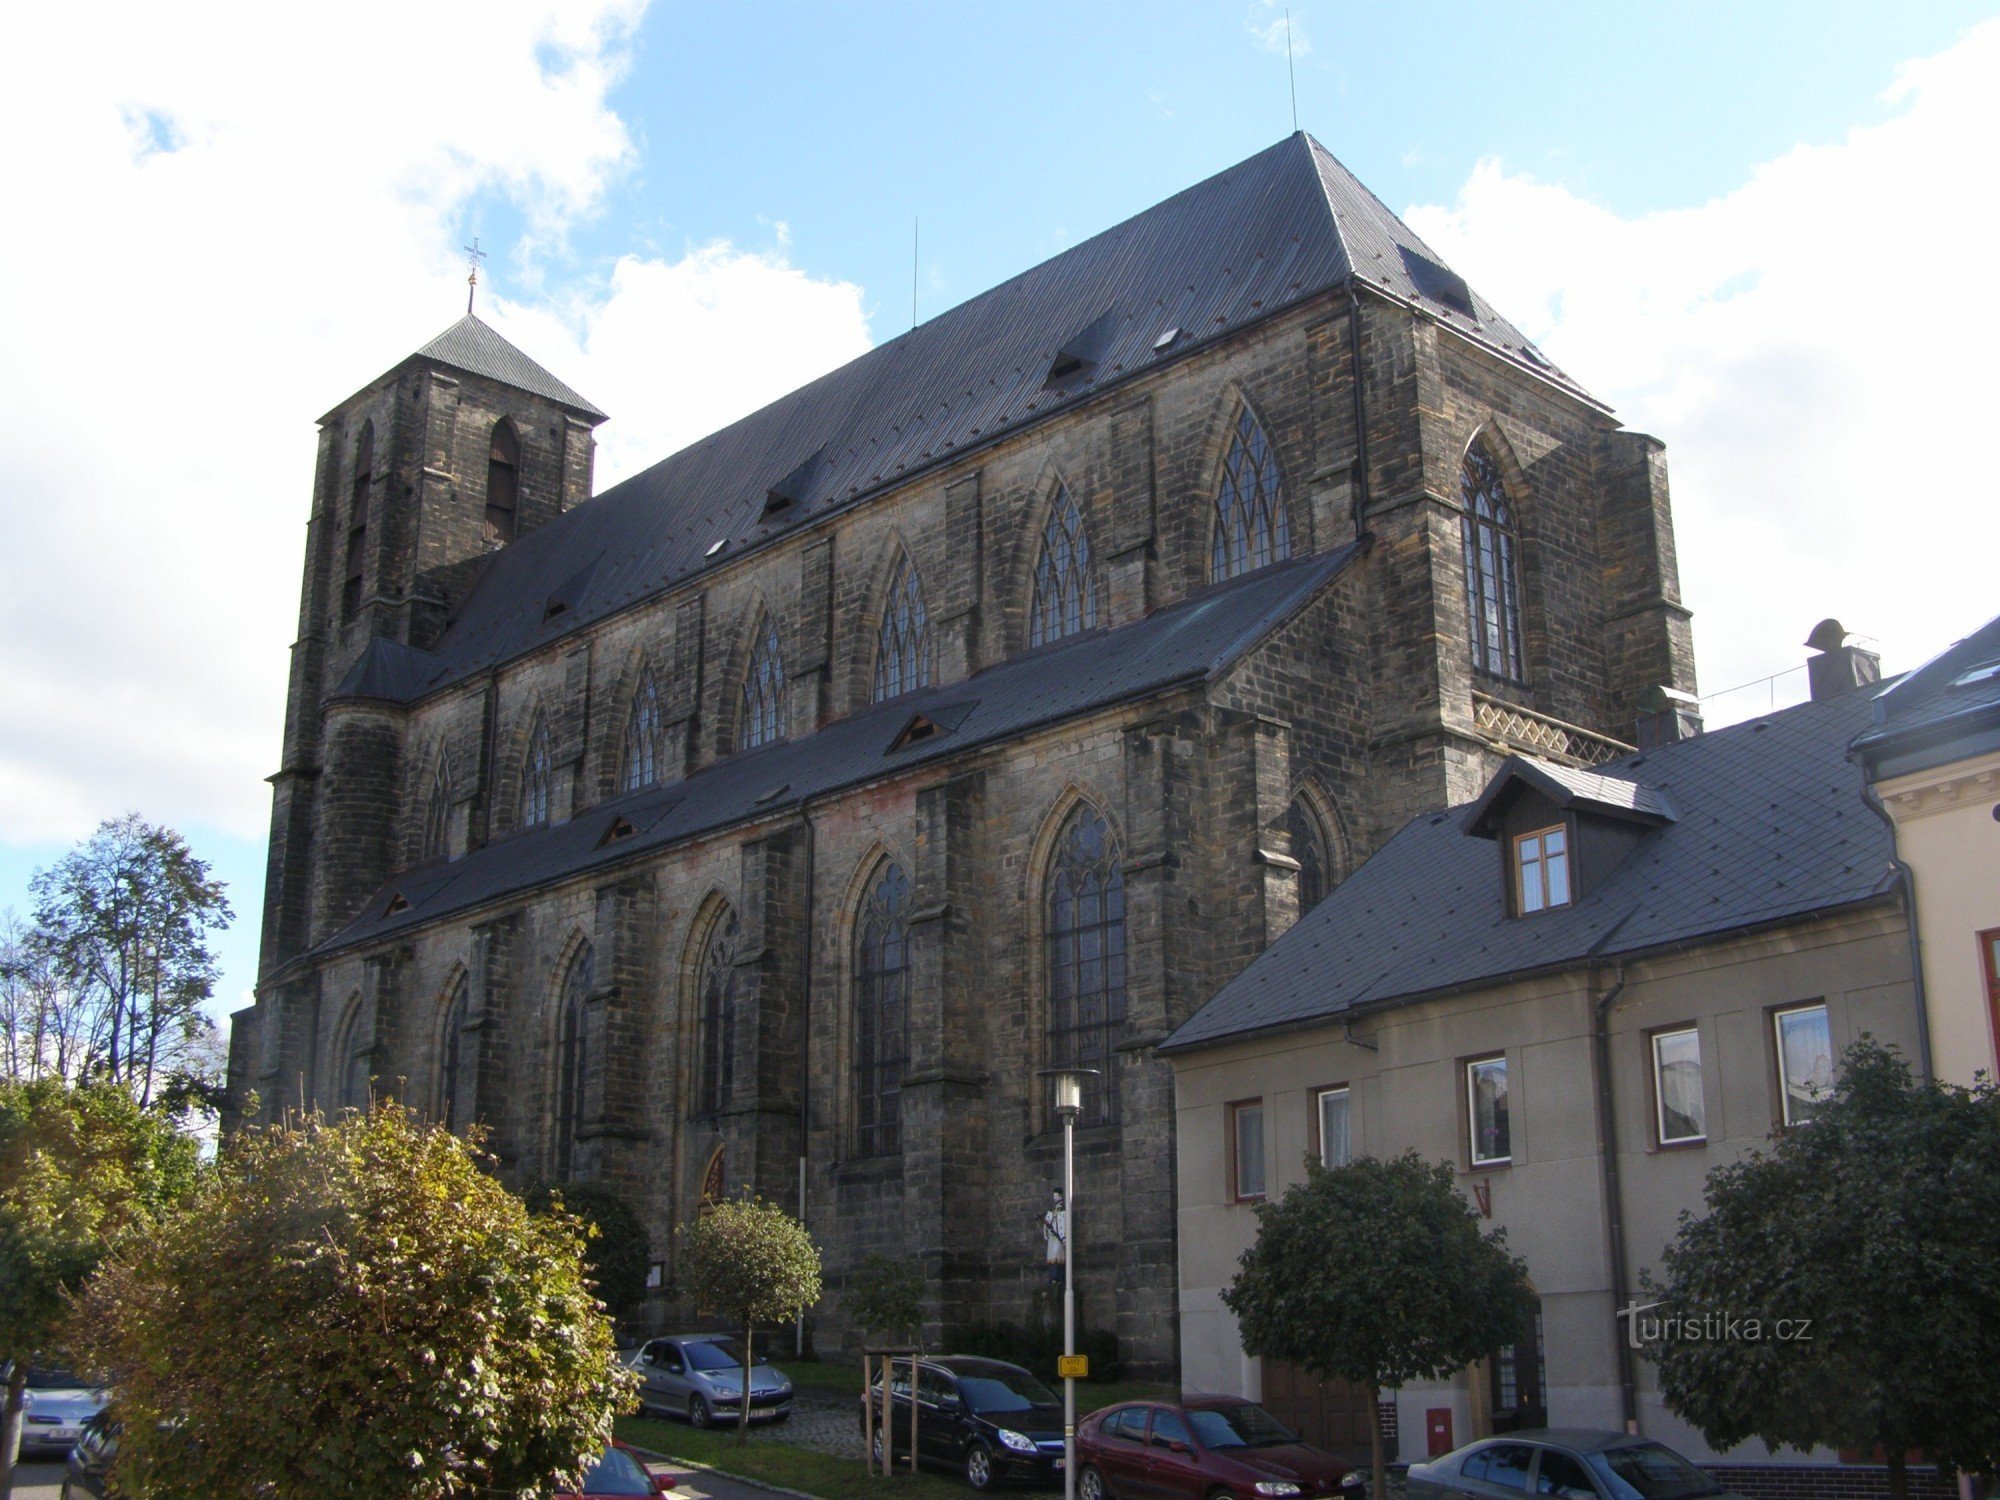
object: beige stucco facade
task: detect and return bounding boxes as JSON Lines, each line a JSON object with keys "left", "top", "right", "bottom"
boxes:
{"left": 1171, "top": 903, "right": 1918, "bottom": 1466}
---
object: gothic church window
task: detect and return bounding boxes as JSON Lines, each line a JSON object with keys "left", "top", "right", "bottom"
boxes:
{"left": 624, "top": 672, "right": 662, "bottom": 791}
{"left": 342, "top": 421, "right": 374, "bottom": 621}
{"left": 1211, "top": 407, "right": 1290, "bottom": 580}
{"left": 695, "top": 908, "right": 742, "bottom": 1117}
{"left": 1030, "top": 488, "right": 1098, "bottom": 647}
{"left": 740, "top": 616, "right": 786, "bottom": 749}
{"left": 1045, "top": 804, "right": 1126, "bottom": 1126}
{"left": 521, "top": 716, "right": 554, "bottom": 828}
{"left": 486, "top": 419, "right": 520, "bottom": 545}
{"left": 873, "top": 559, "right": 933, "bottom": 702}
{"left": 423, "top": 756, "right": 452, "bottom": 861}
{"left": 437, "top": 976, "right": 468, "bottom": 1133}
{"left": 552, "top": 944, "right": 592, "bottom": 1178}
{"left": 333, "top": 999, "right": 368, "bottom": 1112}
{"left": 1460, "top": 439, "right": 1525, "bottom": 682}
{"left": 853, "top": 861, "right": 911, "bottom": 1157}
{"left": 1287, "top": 795, "right": 1331, "bottom": 914}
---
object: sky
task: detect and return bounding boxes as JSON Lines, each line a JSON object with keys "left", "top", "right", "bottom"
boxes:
{"left": 2, "top": 1, "right": 1997, "bottom": 1038}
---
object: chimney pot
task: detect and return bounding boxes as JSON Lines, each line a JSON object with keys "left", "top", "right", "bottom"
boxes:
{"left": 1634, "top": 684, "right": 1703, "bottom": 749}
{"left": 1806, "top": 620, "right": 1882, "bottom": 701}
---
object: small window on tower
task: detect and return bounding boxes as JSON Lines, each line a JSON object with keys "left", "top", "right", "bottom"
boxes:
{"left": 485, "top": 419, "right": 520, "bottom": 545}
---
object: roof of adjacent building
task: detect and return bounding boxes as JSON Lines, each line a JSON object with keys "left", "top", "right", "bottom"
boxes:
{"left": 1162, "top": 686, "right": 1901, "bottom": 1055}
{"left": 315, "top": 543, "right": 1360, "bottom": 957}
{"left": 1853, "top": 612, "right": 2000, "bottom": 781}
{"left": 331, "top": 313, "right": 608, "bottom": 422}
{"left": 354, "top": 133, "right": 1591, "bottom": 706}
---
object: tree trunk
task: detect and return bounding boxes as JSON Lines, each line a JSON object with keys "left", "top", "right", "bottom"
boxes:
{"left": 1367, "top": 1382, "right": 1385, "bottom": 1500}
{"left": 0, "top": 1359, "right": 28, "bottom": 1500}
{"left": 738, "top": 1320, "right": 753, "bottom": 1443}
{"left": 1888, "top": 1447, "right": 1909, "bottom": 1500}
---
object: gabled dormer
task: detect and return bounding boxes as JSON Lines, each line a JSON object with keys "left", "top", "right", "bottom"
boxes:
{"left": 1463, "top": 757, "right": 1677, "bottom": 917}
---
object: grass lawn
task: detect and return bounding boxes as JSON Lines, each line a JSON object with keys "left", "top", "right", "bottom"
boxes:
{"left": 616, "top": 1414, "right": 967, "bottom": 1500}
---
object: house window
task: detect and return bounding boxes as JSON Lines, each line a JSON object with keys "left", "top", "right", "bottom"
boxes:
{"left": 552, "top": 945, "right": 591, "bottom": 1178}
{"left": 740, "top": 616, "right": 786, "bottom": 749}
{"left": 437, "top": 977, "right": 468, "bottom": 1132}
{"left": 1045, "top": 804, "right": 1126, "bottom": 1126}
{"left": 1513, "top": 825, "right": 1570, "bottom": 914}
{"left": 1981, "top": 930, "right": 2000, "bottom": 1060}
{"left": 1467, "top": 1056, "right": 1511, "bottom": 1166}
{"left": 1651, "top": 1027, "right": 1705, "bottom": 1145}
{"left": 853, "top": 861, "right": 912, "bottom": 1158}
{"left": 1774, "top": 1003, "right": 1834, "bottom": 1125}
{"left": 695, "top": 908, "right": 742, "bottom": 1118}
{"left": 1030, "top": 488, "right": 1098, "bottom": 647}
{"left": 624, "top": 672, "right": 662, "bottom": 791}
{"left": 486, "top": 419, "right": 520, "bottom": 544}
{"left": 1230, "top": 1100, "right": 1266, "bottom": 1201}
{"left": 520, "top": 717, "right": 553, "bottom": 828}
{"left": 1317, "top": 1086, "right": 1351, "bottom": 1168}
{"left": 343, "top": 421, "right": 374, "bottom": 621}
{"left": 1460, "top": 439, "right": 1525, "bottom": 681}
{"left": 1211, "top": 406, "right": 1290, "bottom": 581}
{"left": 873, "top": 558, "right": 933, "bottom": 702}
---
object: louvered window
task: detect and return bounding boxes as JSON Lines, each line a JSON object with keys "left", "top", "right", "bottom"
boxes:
{"left": 486, "top": 419, "right": 520, "bottom": 544}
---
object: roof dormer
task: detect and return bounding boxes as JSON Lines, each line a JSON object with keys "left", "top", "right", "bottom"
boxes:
{"left": 1463, "top": 757, "right": 1676, "bottom": 917}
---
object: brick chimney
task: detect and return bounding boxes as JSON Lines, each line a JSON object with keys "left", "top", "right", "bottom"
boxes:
{"left": 1805, "top": 618, "right": 1882, "bottom": 701}
{"left": 1634, "top": 684, "right": 1703, "bottom": 749}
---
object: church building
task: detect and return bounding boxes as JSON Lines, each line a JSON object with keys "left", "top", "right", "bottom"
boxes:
{"left": 226, "top": 133, "right": 1695, "bottom": 1373}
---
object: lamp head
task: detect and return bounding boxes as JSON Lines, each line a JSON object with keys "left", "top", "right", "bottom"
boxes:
{"left": 1036, "top": 1066, "right": 1100, "bottom": 1119}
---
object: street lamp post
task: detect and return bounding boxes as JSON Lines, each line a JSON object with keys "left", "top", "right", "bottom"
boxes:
{"left": 1039, "top": 1066, "right": 1098, "bottom": 1500}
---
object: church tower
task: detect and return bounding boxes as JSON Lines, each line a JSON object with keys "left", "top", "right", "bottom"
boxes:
{"left": 258, "top": 315, "right": 605, "bottom": 978}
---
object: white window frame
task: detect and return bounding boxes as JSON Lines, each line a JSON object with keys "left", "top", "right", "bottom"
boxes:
{"left": 1317, "top": 1086, "right": 1352, "bottom": 1168}
{"left": 1650, "top": 1026, "right": 1705, "bottom": 1146}
{"left": 1466, "top": 1056, "right": 1511, "bottom": 1167}
{"left": 1774, "top": 1003, "right": 1833, "bottom": 1127}
{"left": 1513, "top": 824, "right": 1570, "bottom": 914}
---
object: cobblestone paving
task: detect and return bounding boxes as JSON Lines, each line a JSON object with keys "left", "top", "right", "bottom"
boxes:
{"left": 778, "top": 1392, "right": 865, "bottom": 1460}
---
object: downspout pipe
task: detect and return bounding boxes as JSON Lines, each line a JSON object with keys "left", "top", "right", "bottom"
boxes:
{"left": 1590, "top": 960, "right": 1638, "bottom": 1434}
{"left": 1858, "top": 781, "right": 1934, "bottom": 1084}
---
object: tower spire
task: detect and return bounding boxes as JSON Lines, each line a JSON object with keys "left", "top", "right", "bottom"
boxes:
{"left": 464, "top": 237, "right": 487, "bottom": 315}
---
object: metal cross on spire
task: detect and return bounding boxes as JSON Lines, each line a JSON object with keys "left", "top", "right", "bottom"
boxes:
{"left": 464, "top": 237, "right": 488, "bottom": 315}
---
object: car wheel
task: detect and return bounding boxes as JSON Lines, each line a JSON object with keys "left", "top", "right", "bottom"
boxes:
{"left": 965, "top": 1443, "right": 997, "bottom": 1491}
{"left": 1080, "top": 1464, "right": 1108, "bottom": 1500}
{"left": 689, "top": 1395, "right": 715, "bottom": 1429}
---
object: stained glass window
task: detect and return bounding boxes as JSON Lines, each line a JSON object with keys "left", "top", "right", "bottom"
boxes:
{"left": 853, "top": 861, "right": 911, "bottom": 1156}
{"left": 1212, "top": 407, "right": 1290, "bottom": 580}
{"left": 1045, "top": 806, "right": 1126, "bottom": 1126}
{"left": 1461, "top": 440, "right": 1525, "bottom": 681}
{"left": 423, "top": 756, "right": 452, "bottom": 861}
{"left": 696, "top": 909, "right": 742, "bottom": 1117}
{"left": 624, "top": 672, "right": 662, "bottom": 791}
{"left": 1287, "top": 796, "right": 1330, "bottom": 914}
{"left": 552, "top": 945, "right": 591, "bottom": 1178}
{"left": 486, "top": 418, "right": 520, "bottom": 545}
{"left": 1030, "top": 489, "right": 1098, "bottom": 647}
{"left": 438, "top": 976, "right": 468, "bottom": 1133}
{"left": 520, "top": 716, "right": 553, "bottom": 828}
{"left": 741, "top": 617, "right": 786, "bottom": 749}
{"left": 873, "top": 560, "right": 933, "bottom": 702}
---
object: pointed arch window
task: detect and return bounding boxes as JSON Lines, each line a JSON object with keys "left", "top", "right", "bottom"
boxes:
{"left": 486, "top": 419, "right": 520, "bottom": 545}
{"left": 521, "top": 716, "right": 553, "bottom": 828}
{"left": 873, "top": 559, "right": 933, "bottom": 702}
{"left": 1287, "top": 795, "right": 1332, "bottom": 915}
{"left": 552, "top": 945, "right": 592, "bottom": 1178}
{"left": 1461, "top": 440, "right": 1525, "bottom": 681}
{"left": 333, "top": 999, "right": 368, "bottom": 1113}
{"left": 624, "top": 672, "right": 662, "bottom": 791}
{"left": 1045, "top": 805, "right": 1126, "bottom": 1126}
{"left": 695, "top": 909, "right": 742, "bottom": 1118}
{"left": 853, "top": 861, "right": 911, "bottom": 1157}
{"left": 1030, "top": 488, "right": 1098, "bottom": 647}
{"left": 1212, "top": 407, "right": 1290, "bottom": 580}
{"left": 343, "top": 421, "right": 374, "bottom": 620}
{"left": 741, "top": 617, "right": 786, "bottom": 749}
{"left": 423, "top": 756, "right": 452, "bottom": 861}
{"left": 437, "top": 976, "right": 468, "bottom": 1132}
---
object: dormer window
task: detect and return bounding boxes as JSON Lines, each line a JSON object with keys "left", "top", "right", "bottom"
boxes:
{"left": 1513, "top": 824, "right": 1570, "bottom": 914}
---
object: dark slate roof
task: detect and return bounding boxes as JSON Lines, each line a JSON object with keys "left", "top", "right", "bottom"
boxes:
{"left": 315, "top": 544, "right": 1359, "bottom": 957}
{"left": 327, "top": 314, "right": 608, "bottom": 422}
{"left": 1462, "top": 757, "right": 1677, "bottom": 837}
{"left": 331, "top": 636, "right": 446, "bottom": 704}
{"left": 1853, "top": 611, "right": 2000, "bottom": 781}
{"left": 1163, "top": 686, "right": 1900, "bottom": 1054}
{"left": 380, "top": 134, "right": 1589, "bottom": 702}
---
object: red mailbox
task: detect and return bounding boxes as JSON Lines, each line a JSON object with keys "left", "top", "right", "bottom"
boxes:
{"left": 1426, "top": 1407, "right": 1454, "bottom": 1457}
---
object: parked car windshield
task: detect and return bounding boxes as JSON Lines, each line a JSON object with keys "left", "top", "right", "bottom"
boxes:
{"left": 1587, "top": 1443, "right": 1725, "bottom": 1499}
{"left": 1187, "top": 1404, "right": 1299, "bottom": 1450}
{"left": 575, "top": 1446, "right": 654, "bottom": 1496}
{"left": 685, "top": 1339, "right": 764, "bottom": 1371}
{"left": 958, "top": 1370, "right": 1059, "bottom": 1413}
{"left": 26, "top": 1368, "right": 86, "bottom": 1388}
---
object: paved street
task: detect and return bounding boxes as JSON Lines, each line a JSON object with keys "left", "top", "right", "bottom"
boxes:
{"left": 8, "top": 1461, "right": 64, "bottom": 1499}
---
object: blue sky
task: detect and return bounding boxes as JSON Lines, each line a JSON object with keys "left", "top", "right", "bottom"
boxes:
{"left": 3, "top": 1, "right": 1996, "bottom": 1041}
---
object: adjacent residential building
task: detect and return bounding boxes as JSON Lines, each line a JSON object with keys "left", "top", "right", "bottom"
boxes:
{"left": 1164, "top": 669, "right": 1937, "bottom": 1491}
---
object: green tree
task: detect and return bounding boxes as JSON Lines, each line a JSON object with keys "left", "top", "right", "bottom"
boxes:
{"left": 1221, "top": 1153, "right": 1534, "bottom": 1494}
{"left": 844, "top": 1253, "right": 927, "bottom": 1348}
{"left": 1641, "top": 1041, "right": 2000, "bottom": 1500}
{"left": 69, "top": 1104, "right": 635, "bottom": 1500}
{"left": 29, "top": 816, "right": 231, "bottom": 1104}
{"left": 677, "top": 1198, "right": 823, "bottom": 1442}
{"left": 525, "top": 1180, "right": 652, "bottom": 1324}
{"left": 0, "top": 1076, "right": 198, "bottom": 1499}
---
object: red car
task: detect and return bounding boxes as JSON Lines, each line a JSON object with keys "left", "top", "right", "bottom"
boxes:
{"left": 556, "top": 1441, "right": 675, "bottom": 1498}
{"left": 1078, "top": 1398, "right": 1361, "bottom": 1500}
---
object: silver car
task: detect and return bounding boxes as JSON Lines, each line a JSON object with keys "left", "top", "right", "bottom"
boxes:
{"left": 1405, "top": 1430, "right": 1743, "bottom": 1499}
{"left": 628, "top": 1335, "right": 793, "bottom": 1428}
{"left": 16, "top": 1368, "right": 108, "bottom": 1459}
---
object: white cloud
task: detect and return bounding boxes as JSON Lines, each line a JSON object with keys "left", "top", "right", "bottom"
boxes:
{"left": 1247, "top": 2, "right": 1310, "bottom": 59}
{"left": 1405, "top": 19, "right": 2000, "bottom": 723}
{"left": 0, "top": 1, "right": 873, "bottom": 846}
